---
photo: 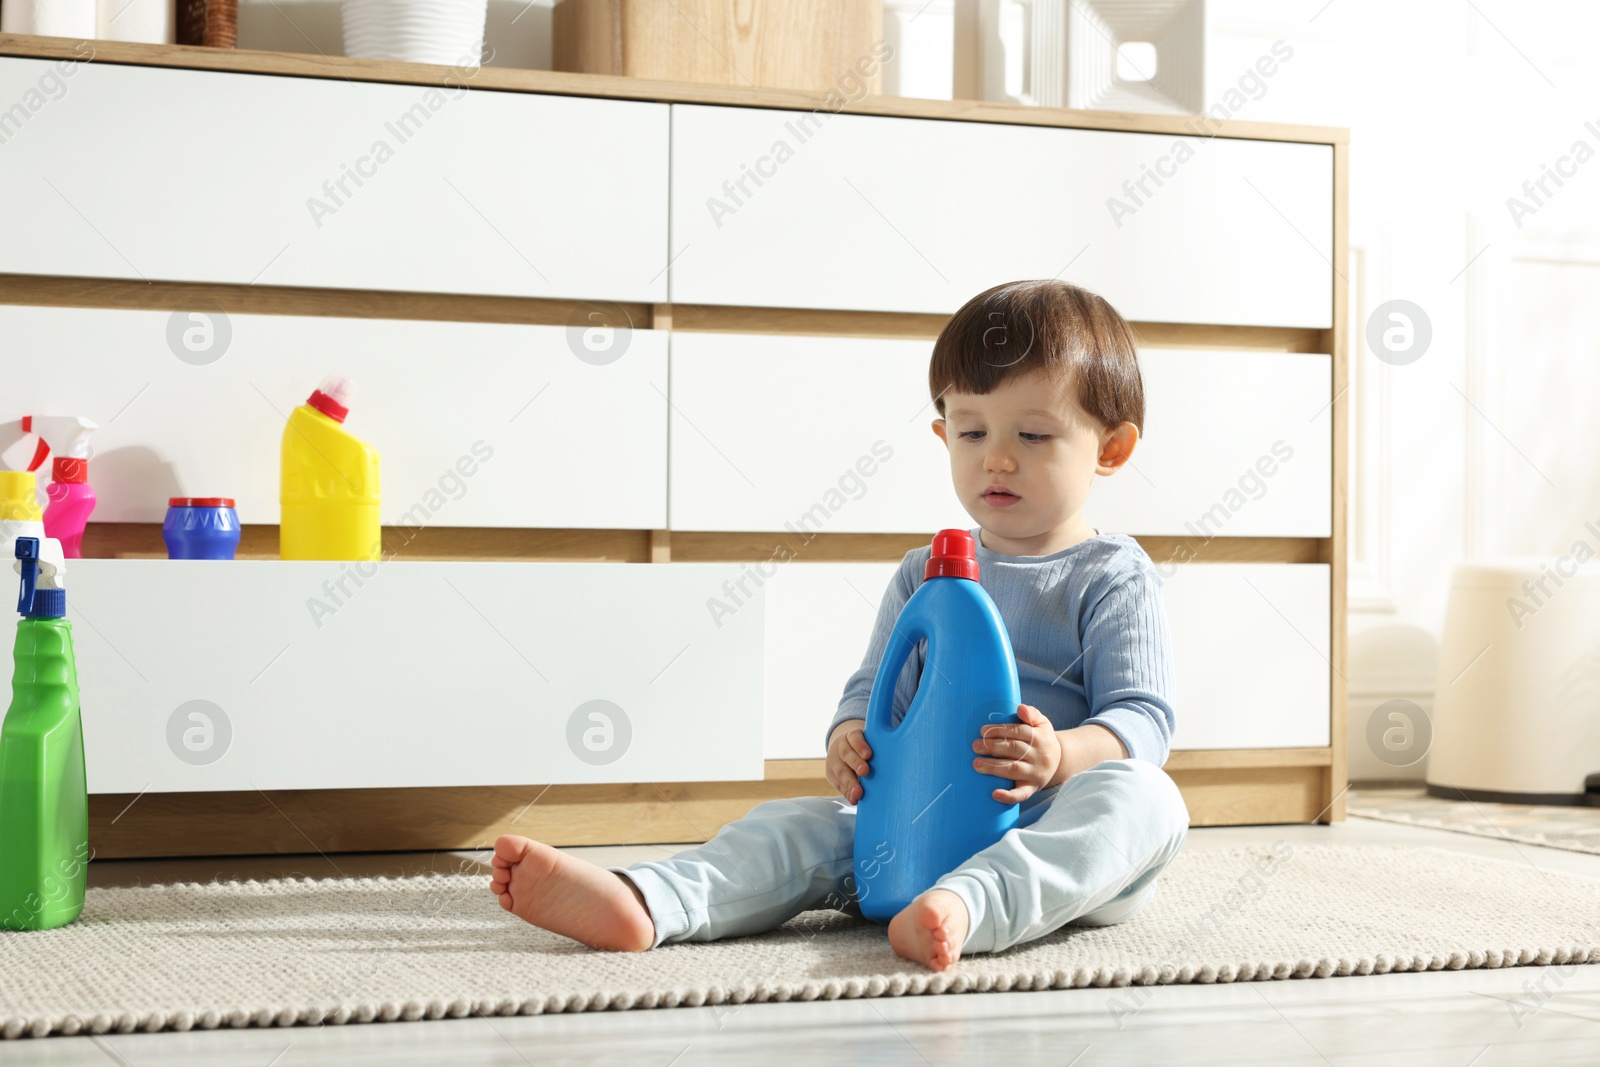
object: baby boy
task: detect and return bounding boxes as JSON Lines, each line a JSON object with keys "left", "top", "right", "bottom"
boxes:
{"left": 489, "top": 279, "right": 1190, "bottom": 971}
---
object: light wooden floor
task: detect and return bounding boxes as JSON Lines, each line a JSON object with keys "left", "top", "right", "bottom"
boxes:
{"left": 8, "top": 816, "right": 1600, "bottom": 1066}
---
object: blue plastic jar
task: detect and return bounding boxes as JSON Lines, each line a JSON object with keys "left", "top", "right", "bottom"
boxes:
{"left": 163, "top": 497, "right": 241, "bottom": 560}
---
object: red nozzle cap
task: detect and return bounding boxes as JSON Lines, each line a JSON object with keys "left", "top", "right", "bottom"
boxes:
{"left": 307, "top": 375, "right": 357, "bottom": 423}
{"left": 169, "top": 497, "right": 236, "bottom": 508}
{"left": 51, "top": 456, "right": 87, "bottom": 484}
{"left": 925, "top": 528, "right": 980, "bottom": 581}
{"left": 306, "top": 389, "right": 349, "bottom": 423}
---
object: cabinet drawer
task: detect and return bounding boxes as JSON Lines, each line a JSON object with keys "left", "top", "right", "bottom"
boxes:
{"left": 53, "top": 559, "right": 763, "bottom": 792}
{"left": 669, "top": 333, "right": 1329, "bottom": 537}
{"left": 761, "top": 561, "right": 900, "bottom": 759}
{"left": 669, "top": 104, "right": 1332, "bottom": 327}
{"left": 1085, "top": 349, "right": 1333, "bottom": 538}
{"left": 0, "top": 57, "right": 669, "bottom": 301}
{"left": 0, "top": 305, "right": 668, "bottom": 530}
{"left": 668, "top": 331, "right": 962, "bottom": 533}
{"left": 762, "top": 559, "right": 1331, "bottom": 759}
{"left": 1163, "top": 563, "right": 1331, "bottom": 749}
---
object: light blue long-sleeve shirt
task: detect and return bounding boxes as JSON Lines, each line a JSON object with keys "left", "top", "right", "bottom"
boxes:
{"left": 826, "top": 528, "right": 1177, "bottom": 766}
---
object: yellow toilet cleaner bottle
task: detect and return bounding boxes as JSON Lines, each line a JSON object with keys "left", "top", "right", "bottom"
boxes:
{"left": 279, "top": 374, "right": 381, "bottom": 561}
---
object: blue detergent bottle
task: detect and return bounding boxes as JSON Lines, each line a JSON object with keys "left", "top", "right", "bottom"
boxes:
{"left": 853, "top": 528, "right": 1022, "bottom": 923}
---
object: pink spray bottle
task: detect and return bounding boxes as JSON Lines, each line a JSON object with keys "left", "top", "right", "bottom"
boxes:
{"left": 26, "top": 417, "right": 98, "bottom": 560}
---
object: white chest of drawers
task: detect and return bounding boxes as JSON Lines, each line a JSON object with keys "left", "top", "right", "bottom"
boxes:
{"left": 0, "top": 35, "right": 1348, "bottom": 856}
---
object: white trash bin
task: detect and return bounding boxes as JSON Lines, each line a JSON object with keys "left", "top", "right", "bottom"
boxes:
{"left": 1426, "top": 557, "right": 1600, "bottom": 805}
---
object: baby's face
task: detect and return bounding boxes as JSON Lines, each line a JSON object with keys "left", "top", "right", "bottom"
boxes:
{"left": 931, "top": 367, "right": 1133, "bottom": 549}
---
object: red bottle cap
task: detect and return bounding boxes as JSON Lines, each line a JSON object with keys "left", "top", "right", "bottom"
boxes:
{"left": 169, "top": 497, "right": 236, "bottom": 508}
{"left": 306, "top": 389, "right": 349, "bottom": 423}
{"left": 306, "top": 375, "right": 357, "bottom": 423}
{"left": 925, "top": 528, "right": 980, "bottom": 581}
{"left": 51, "top": 456, "right": 87, "bottom": 484}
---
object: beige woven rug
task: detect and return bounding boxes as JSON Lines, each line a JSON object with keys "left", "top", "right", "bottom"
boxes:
{"left": 1350, "top": 786, "right": 1600, "bottom": 856}
{"left": 4, "top": 844, "right": 1599, "bottom": 1040}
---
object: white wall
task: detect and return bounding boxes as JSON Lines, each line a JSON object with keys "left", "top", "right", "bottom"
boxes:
{"left": 1212, "top": 1, "right": 1600, "bottom": 781}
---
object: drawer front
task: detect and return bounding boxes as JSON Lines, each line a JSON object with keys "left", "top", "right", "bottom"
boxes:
{"left": 1084, "top": 349, "right": 1333, "bottom": 538}
{"left": 668, "top": 331, "right": 963, "bottom": 533}
{"left": 0, "top": 305, "right": 668, "bottom": 530}
{"left": 761, "top": 561, "right": 901, "bottom": 759}
{"left": 669, "top": 332, "right": 1330, "bottom": 537}
{"left": 56, "top": 560, "right": 763, "bottom": 792}
{"left": 1163, "top": 562, "right": 1331, "bottom": 749}
{"left": 0, "top": 57, "right": 669, "bottom": 301}
{"left": 43, "top": 557, "right": 1325, "bottom": 790}
{"left": 763, "top": 560, "right": 1331, "bottom": 759}
{"left": 669, "top": 104, "right": 1333, "bottom": 327}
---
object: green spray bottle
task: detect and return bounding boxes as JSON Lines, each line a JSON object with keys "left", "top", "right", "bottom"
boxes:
{"left": 0, "top": 534, "right": 88, "bottom": 930}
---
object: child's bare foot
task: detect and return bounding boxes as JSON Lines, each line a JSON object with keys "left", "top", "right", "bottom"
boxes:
{"left": 887, "top": 888, "right": 970, "bottom": 972}
{"left": 489, "top": 834, "right": 656, "bottom": 952}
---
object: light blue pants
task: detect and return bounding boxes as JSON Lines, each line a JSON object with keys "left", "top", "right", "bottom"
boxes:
{"left": 610, "top": 758, "right": 1190, "bottom": 955}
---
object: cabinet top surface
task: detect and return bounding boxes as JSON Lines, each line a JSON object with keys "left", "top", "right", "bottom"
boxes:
{"left": 0, "top": 33, "right": 1348, "bottom": 146}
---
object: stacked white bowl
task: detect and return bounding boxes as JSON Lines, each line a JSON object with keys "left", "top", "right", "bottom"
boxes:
{"left": 340, "top": 0, "right": 488, "bottom": 67}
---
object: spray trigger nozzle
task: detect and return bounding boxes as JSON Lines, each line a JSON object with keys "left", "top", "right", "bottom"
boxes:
{"left": 13, "top": 535, "right": 65, "bottom": 618}
{"left": 15, "top": 536, "right": 39, "bottom": 616}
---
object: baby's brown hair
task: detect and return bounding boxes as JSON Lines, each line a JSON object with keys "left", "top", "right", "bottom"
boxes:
{"left": 929, "top": 280, "right": 1145, "bottom": 436}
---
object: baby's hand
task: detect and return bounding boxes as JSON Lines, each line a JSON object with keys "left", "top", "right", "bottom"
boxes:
{"left": 973, "top": 703, "right": 1062, "bottom": 804}
{"left": 826, "top": 720, "right": 872, "bottom": 804}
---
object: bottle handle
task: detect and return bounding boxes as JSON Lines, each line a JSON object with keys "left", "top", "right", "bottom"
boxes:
{"left": 865, "top": 598, "right": 929, "bottom": 746}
